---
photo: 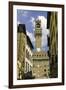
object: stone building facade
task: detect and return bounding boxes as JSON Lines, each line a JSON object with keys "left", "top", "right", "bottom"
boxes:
{"left": 17, "top": 24, "right": 34, "bottom": 80}
{"left": 32, "top": 51, "right": 49, "bottom": 78}
{"left": 17, "top": 24, "right": 26, "bottom": 80}
{"left": 47, "top": 12, "right": 58, "bottom": 78}
{"left": 24, "top": 36, "right": 34, "bottom": 79}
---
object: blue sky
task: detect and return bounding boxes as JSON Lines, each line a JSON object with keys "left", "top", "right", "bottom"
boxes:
{"left": 17, "top": 9, "right": 49, "bottom": 52}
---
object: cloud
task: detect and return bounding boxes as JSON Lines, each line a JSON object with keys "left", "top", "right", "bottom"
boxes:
{"left": 42, "top": 28, "right": 49, "bottom": 48}
{"left": 30, "top": 17, "right": 35, "bottom": 23}
{"left": 17, "top": 10, "right": 28, "bottom": 19}
{"left": 30, "top": 17, "right": 35, "bottom": 31}
{"left": 21, "top": 11, "right": 28, "bottom": 16}
{"left": 23, "top": 11, "right": 28, "bottom": 16}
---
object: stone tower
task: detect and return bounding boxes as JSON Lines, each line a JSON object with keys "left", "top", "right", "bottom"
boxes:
{"left": 35, "top": 19, "right": 42, "bottom": 50}
{"left": 32, "top": 19, "right": 50, "bottom": 79}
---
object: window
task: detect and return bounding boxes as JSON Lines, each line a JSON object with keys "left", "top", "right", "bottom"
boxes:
{"left": 44, "top": 74, "right": 47, "bottom": 77}
{"left": 26, "top": 62, "right": 29, "bottom": 72}
{"left": 39, "top": 55, "right": 41, "bottom": 57}
{"left": 26, "top": 50, "right": 30, "bottom": 59}
{"left": 44, "top": 65, "right": 46, "bottom": 67}
{"left": 27, "top": 63, "right": 29, "bottom": 72}
{"left": 44, "top": 69, "right": 46, "bottom": 72}
{"left": 30, "top": 66, "right": 32, "bottom": 71}
{"left": 45, "top": 54, "right": 46, "bottom": 56}
{"left": 25, "top": 62, "right": 27, "bottom": 72}
{"left": 37, "top": 55, "right": 38, "bottom": 57}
